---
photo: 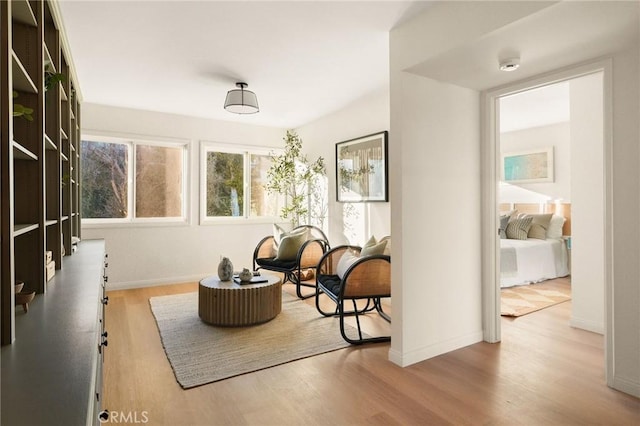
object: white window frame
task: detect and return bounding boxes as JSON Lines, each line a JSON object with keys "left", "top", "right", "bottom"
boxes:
{"left": 81, "top": 133, "right": 190, "bottom": 227}
{"left": 199, "top": 141, "right": 282, "bottom": 225}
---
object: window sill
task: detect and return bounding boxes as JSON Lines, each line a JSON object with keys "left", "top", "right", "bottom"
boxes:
{"left": 82, "top": 218, "right": 190, "bottom": 229}
{"left": 199, "top": 216, "right": 280, "bottom": 226}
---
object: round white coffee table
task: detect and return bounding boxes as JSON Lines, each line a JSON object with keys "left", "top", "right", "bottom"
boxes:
{"left": 198, "top": 274, "right": 282, "bottom": 326}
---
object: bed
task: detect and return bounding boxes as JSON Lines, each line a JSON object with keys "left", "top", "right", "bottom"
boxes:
{"left": 500, "top": 237, "right": 569, "bottom": 288}
{"left": 499, "top": 209, "right": 570, "bottom": 288}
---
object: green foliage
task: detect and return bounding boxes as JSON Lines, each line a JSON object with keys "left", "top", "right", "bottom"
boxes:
{"left": 12, "top": 91, "right": 33, "bottom": 121}
{"left": 206, "top": 152, "right": 244, "bottom": 217}
{"left": 44, "top": 65, "right": 66, "bottom": 92}
{"left": 265, "top": 130, "right": 326, "bottom": 227}
{"left": 81, "top": 141, "right": 129, "bottom": 218}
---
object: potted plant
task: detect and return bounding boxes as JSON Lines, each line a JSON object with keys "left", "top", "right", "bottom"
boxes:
{"left": 44, "top": 65, "right": 66, "bottom": 91}
{"left": 265, "top": 130, "right": 326, "bottom": 227}
{"left": 12, "top": 91, "right": 33, "bottom": 121}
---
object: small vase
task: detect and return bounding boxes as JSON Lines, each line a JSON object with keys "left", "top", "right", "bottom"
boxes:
{"left": 218, "top": 257, "right": 233, "bottom": 281}
{"left": 239, "top": 268, "right": 253, "bottom": 282}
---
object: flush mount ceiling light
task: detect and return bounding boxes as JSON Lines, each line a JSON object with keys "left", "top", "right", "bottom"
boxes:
{"left": 224, "top": 82, "right": 259, "bottom": 114}
{"left": 499, "top": 58, "right": 520, "bottom": 72}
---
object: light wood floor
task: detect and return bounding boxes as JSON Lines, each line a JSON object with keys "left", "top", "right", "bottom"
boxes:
{"left": 104, "top": 278, "right": 639, "bottom": 425}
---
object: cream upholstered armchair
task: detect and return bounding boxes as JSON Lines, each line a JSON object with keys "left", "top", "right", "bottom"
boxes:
{"left": 253, "top": 225, "right": 330, "bottom": 299}
{"left": 314, "top": 236, "right": 391, "bottom": 344}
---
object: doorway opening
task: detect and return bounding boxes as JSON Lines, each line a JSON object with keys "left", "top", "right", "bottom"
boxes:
{"left": 481, "top": 61, "right": 612, "bottom": 376}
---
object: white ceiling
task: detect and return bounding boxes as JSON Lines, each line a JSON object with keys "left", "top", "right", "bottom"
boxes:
{"left": 57, "top": 0, "right": 433, "bottom": 129}
{"left": 500, "top": 81, "right": 569, "bottom": 133}
{"left": 404, "top": 1, "right": 638, "bottom": 133}
{"left": 408, "top": 1, "right": 639, "bottom": 91}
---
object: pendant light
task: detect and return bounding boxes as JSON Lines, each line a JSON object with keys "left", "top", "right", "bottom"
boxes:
{"left": 224, "top": 82, "right": 259, "bottom": 114}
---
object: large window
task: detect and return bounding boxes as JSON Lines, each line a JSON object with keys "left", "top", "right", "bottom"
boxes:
{"left": 201, "top": 143, "right": 281, "bottom": 222}
{"left": 81, "top": 136, "right": 188, "bottom": 224}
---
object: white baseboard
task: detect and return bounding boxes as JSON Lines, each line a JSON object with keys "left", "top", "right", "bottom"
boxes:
{"left": 612, "top": 375, "right": 640, "bottom": 398}
{"left": 388, "top": 330, "right": 483, "bottom": 367}
{"left": 107, "top": 274, "right": 208, "bottom": 291}
{"left": 569, "top": 316, "right": 604, "bottom": 335}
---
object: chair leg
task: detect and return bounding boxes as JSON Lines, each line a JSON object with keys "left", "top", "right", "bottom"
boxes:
{"left": 339, "top": 298, "right": 391, "bottom": 345}
{"left": 352, "top": 300, "right": 364, "bottom": 341}
{"left": 374, "top": 298, "right": 391, "bottom": 323}
{"left": 315, "top": 286, "right": 339, "bottom": 317}
{"left": 289, "top": 270, "right": 316, "bottom": 299}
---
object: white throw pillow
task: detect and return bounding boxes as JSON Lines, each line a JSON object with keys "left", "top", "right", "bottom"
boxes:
{"left": 546, "top": 215, "right": 566, "bottom": 239}
{"left": 336, "top": 250, "right": 360, "bottom": 279}
{"left": 361, "top": 240, "right": 387, "bottom": 257}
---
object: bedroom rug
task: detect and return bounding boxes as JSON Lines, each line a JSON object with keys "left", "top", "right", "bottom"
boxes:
{"left": 501, "top": 282, "right": 571, "bottom": 317}
{"left": 149, "top": 291, "right": 368, "bottom": 389}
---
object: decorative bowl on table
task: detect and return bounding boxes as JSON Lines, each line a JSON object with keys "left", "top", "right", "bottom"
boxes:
{"left": 239, "top": 268, "right": 254, "bottom": 282}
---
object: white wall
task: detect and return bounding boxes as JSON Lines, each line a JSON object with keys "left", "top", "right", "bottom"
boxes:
{"left": 500, "top": 122, "right": 571, "bottom": 201}
{"left": 296, "top": 88, "right": 391, "bottom": 246}
{"left": 81, "top": 103, "right": 285, "bottom": 289}
{"left": 391, "top": 0, "right": 639, "bottom": 398}
{"left": 388, "top": 72, "right": 483, "bottom": 367}
{"left": 569, "top": 72, "right": 604, "bottom": 334}
{"left": 609, "top": 47, "right": 640, "bottom": 397}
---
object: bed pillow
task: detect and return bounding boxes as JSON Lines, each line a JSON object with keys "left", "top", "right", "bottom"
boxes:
{"left": 527, "top": 213, "right": 553, "bottom": 240}
{"left": 499, "top": 214, "right": 511, "bottom": 239}
{"left": 546, "top": 215, "right": 566, "bottom": 239}
{"left": 275, "top": 228, "right": 309, "bottom": 260}
{"left": 336, "top": 250, "right": 360, "bottom": 279}
{"left": 506, "top": 216, "right": 533, "bottom": 240}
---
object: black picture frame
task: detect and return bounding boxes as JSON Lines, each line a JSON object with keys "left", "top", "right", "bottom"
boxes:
{"left": 336, "top": 131, "right": 388, "bottom": 202}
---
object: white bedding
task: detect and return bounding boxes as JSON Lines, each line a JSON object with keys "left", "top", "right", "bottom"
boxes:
{"left": 500, "top": 238, "right": 569, "bottom": 288}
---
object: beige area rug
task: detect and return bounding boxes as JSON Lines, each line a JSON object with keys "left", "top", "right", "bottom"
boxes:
{"left": 149, "top": 291, "right": 368, "bottom": 389}
{"left": 501, "top": 282, "right": 571, "bottom": 317}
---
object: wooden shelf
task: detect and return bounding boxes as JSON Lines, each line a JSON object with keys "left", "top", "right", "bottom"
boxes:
{"left": 11, "top": 0, "right": 37, "bottom": 27}
{"left": 14, "top": 223, "right": 39, "bottom": 237}
{"left": 45, "top": 134, "right": 57, "bottom": 150}
{"left": 43, "top": 43, "right": 54, "bottom": 72}
{"left": 3, "top": 0, "right": 83, "bottom": 381}
{"left": 13, "top": 141, "right": 38, "bottom": 161}
{"left": 60, "top": 84, "right": 68, "bottom": 101}
{"left": 11, "top": 51, "right": 38, "bottom": 93}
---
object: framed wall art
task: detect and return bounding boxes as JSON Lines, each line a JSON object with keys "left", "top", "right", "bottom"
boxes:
{"left": 501, "top": 147, "right": 554, "bottom": 184}
{"left": 336, "top": 131, "right": 388, "bottom": 202}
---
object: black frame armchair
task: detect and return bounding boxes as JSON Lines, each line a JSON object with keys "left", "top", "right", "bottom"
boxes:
{"left": 315, "top": 243, "right": 391, "bottom": 344}
{"left": 253, "top": 225, "right": 330, "bottom": 299}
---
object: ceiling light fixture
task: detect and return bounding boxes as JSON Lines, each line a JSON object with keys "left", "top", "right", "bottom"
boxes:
{"left": 499, "top": 58, "right": 520, "bottom": 72}
{"left": 224, "top": 82, "right": 259, "bottom": 114}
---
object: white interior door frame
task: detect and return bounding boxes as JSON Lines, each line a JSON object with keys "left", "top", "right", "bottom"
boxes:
{"left": 480, "top": 58, "right": 613, "bottom": 381}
